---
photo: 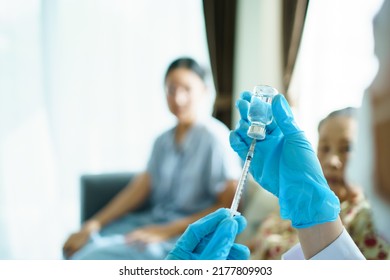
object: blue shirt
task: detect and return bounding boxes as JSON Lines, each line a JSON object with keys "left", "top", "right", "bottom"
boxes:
{"left": 146, "top": 117, "right": 242, "bottom": 222}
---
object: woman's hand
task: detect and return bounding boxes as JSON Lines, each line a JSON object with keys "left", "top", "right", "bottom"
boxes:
{"left": 63, "top": 231, "right": 90, "bottom": 258}
{"left": 125, "top": 224, "right": 178, "bottom": 244}
{"left": 62, "top": 220, "right": 101, "bottom": 258}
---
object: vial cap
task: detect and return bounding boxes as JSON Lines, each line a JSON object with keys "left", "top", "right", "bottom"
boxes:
{"left": 247, "top": 125, "right": 266, "bottom": 140}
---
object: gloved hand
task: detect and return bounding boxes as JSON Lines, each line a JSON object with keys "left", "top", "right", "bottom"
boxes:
{"left": 165, "top": 208, "right": 250, "bottom": 260}
{"left": 230, "top": 92, "right": 340, "bottom": 228}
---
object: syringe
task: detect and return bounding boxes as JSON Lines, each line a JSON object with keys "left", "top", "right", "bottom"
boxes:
{"left": 229, "top": 138, "right": 257, "bottom": 217}
{"left": 229, "top": 85, "right": 278, "bottom": 217}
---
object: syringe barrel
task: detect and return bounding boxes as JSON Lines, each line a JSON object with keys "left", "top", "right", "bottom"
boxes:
{"left": 229, "top": 140, "right": 256, "bottom": 217}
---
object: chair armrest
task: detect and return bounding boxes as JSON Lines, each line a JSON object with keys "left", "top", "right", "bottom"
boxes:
{"left": 80, "top": 172, "right": 139, "bottom": 223}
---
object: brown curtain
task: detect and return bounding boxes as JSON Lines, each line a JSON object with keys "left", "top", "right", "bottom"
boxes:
{"left": 282, "top": 0, "right": 309, "bottom": 97}
{"left": 203, "top": 0, "right": 237, "bottom": 128}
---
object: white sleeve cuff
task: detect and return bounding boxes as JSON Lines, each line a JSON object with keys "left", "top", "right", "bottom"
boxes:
{"left": 282, "top": 228, "right": 366, "bottom": 260}
{"left": 282, "top": 243, "right": 305, "bottom": 260}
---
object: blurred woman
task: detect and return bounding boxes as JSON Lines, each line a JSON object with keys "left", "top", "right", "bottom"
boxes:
{"left": 63, "top": 57, "right": 241, "bottom": 260}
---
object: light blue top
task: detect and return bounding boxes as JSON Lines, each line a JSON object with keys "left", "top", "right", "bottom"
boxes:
{"left": 146, "top": 117, "right": 242, "bottom": 222}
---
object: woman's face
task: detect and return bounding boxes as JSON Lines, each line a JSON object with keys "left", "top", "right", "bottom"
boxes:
{"left": 317, "top": 116, "right": 358, "bottom": 202}
{"left": 165, "top": 68, "right": 207, "bottom": 125}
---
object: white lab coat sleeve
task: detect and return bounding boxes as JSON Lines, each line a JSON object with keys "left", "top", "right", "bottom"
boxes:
{"left": 282, "top": 228, "right": 366, "bottom": 260}
{"left": 281, "top": 243, "right": 305, "bottom": 260}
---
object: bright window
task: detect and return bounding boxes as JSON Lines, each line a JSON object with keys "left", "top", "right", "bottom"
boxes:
{"left": 0, "top": 0, "right": 209, "bottom": 259}
{"left": 290, "top": 0, "right": 384, "bottom": 147}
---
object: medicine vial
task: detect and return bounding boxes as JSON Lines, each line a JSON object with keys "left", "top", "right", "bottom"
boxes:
{"left": 247, "top": 85, "right": 278, "bottom": 140}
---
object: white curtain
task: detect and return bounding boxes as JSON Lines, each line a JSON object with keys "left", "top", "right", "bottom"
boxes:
{"left": 0, "top": 0, "right": 211, "bottom": 259}
{"left": 289, "top": 0, "right": 384, "bottom": 148}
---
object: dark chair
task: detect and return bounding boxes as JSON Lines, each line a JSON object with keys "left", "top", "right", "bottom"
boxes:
{"left": 80, "top": 172, "right": 149, "bottom": 223}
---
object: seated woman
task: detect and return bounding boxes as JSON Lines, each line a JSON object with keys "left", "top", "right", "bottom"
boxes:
{"left": 62, "top": 57, "right": 241, "bottom": 260}
{"left": 248, "top": 107, "right": 383, "bottom": 260}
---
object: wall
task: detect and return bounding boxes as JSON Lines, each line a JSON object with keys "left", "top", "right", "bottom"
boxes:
{"left": 232, "top": 0, "right": 283, "bottom": 126}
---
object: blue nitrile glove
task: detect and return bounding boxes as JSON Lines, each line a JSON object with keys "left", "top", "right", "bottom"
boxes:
{"left": 230, "top": 92, "right": 340, "bottom": 228}
{"left": 165, "top": 208, "right": 250, "bottom": 260}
